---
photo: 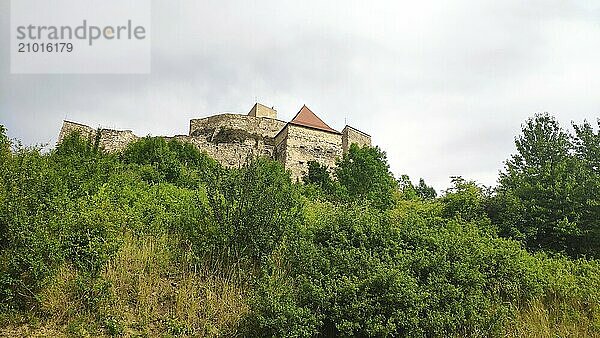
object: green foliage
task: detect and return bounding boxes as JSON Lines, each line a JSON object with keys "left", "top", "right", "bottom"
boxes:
{"left": 121, "top": 136, "right": 219, "bottom": 187}
{"left": 398, "top": 174, "right": 419, "bottom": 200}
{"left": 59, "top": 195, "right": 123, "bottom": 275}
{"left": 184, "top": 158, "right": 303, "bottom": 266}
{"left": 249, "top": 201, "right": 548, "bottom": 336}
{"left": 288, "top": 203, "right": 419, "bottom": 336}
{"left": 303, "top": 160, "right": 335, "bottom": 194}
{"left": 491, "top": 113, "right": 599, "bottom": 258}
{"left": 245, "top": 272, "right": 320, "bottom": 337}
{"left": 392, "top": 210, "right": 544, "bottom": 335}
{"left": 442, "top": 176, "right": 490, "bottom": 224}
{"left": 571, "top": 119, "right": 600, "bottom": 256}
{"left": 0, "top": 145, "right": 65, "bottom": 311}
{"left": 416, "top": 178, "right": 437, "bottom": 200}
{"left": 51, "top": 132, "right": 121, "bottom": 199}
{"left": 335, "top": 144, "right": 398, "bottom": 210}
{"left": 398, "top": 175, "right": 437, "bottom": 200}
{"left": 1, "top": 119, "right": 599, "bottom": 337}
{"left": 0, "top": 125, "right": 10, "bottom": 161}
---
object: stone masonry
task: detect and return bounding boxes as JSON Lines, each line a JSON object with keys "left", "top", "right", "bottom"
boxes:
{"left": 57, "top": 103, "right": 371, "bottom": 180}
{"left": 58, "top": 120, "right": 139, "bottom": 152}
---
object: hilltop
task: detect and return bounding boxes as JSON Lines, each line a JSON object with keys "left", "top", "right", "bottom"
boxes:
{"left": 1, "top": 113, "right": 599, "bottom": 337}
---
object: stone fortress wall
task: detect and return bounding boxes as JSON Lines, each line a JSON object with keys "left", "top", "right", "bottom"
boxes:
{"left": 276, "top": 124, "right": 343, "bottom": 179}
{"left": 58, "top": 120, "right": 139, "bottom": 152}
{"left": 342, "top": 125, "right": 371, "bottom": 152}
{"left": 57, "top": 103, "right": 372, "bottom": 180}
{"left": 176, "top": 111, "right": 287, "bottom": 168}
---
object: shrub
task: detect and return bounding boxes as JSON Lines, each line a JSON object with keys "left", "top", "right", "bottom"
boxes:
{"left": 0, "top": 145, "right": 64, "bottom": 311}
{"left": 335, "top": 144, "right": 398, "bottom": 210}
{"left": 249, "top": 201, "right": 546, "bottom": 336}
{"left": 184, "top": 158, "right": 303, "bottom": 267}
{"left": 121, "top": 136, "right": 219, "bottom": 187}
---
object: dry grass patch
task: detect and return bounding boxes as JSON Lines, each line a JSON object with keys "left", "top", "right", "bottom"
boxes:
{"left": 506, "top": 298, "right": 600, "bottom": 338}
{"left": 100, "top": 234, "right": 248, "bottom": 336}
{"left": 20, "top": 234, "right": 248, "bottom": 337}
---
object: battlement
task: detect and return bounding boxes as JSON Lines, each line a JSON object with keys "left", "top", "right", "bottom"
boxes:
{"left": 58, "top": 103, "right": 371, "bottom": 180}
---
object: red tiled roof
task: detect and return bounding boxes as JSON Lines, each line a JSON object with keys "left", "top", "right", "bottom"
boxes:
{"left": 289, "top": 105, "right": 339, "bottom": 133}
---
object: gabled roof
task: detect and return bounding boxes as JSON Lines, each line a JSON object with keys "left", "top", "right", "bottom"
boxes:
{"left": 289, "top": 105, "right": 339, "bottom": 134}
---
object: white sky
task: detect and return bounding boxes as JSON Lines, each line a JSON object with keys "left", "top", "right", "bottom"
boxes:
{"left": 1, "top": 0, "right": 599, "bottom": 190}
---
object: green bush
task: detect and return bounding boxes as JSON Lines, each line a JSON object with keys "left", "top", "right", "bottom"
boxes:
{"left": 1, "top": 121, "right": 599, "bottom": 337}
{"left": 0, "top": 145, "right": 64, "bottom": 311}
{"left": 335, "top": 144, "right": 398, "bottom": 210}
{"left": 249, "top": 200, "right": 547, "bottom": 336}
{"left": 0, "top": 133, "right": 122, "bottom": 311}
{"left": 121, "top": 136, "right": 219, "bottom": 187}
{"left": 184, "top": 158, "right": 303, "bottom": 267}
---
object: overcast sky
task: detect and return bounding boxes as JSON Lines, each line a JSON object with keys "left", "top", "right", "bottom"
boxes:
{"left": 1, "top": 0, "right": 599, "bottom": 190}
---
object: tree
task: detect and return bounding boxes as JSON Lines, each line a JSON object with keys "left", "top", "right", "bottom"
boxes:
{"left": 490, "top": 113, "right": 583, "bottom": 255}
{"left": 442, "top": 176, "right": 489, "bottom": 223}
{"left": 303, "top": 160, "right": 335, "bottom": 194}
{"left": 398, "top": 174, "right": 418, "bottom": 200}
{"left": 335, "top": 144, "right": 398, "bottom": 210}
{"left": 398, "top": 175, "right": 437, "bottom": 200}
{"left": 571, "top": 119, "right": 600, "bottom": 256}
{"left": 416, "top": 178, "right": 437, "bottom": 199}
{"left": 0, "top": 125, "right": 10, "bottom": 161}
{"left": 195, "top": 158, "right": 303, "bottom": 265}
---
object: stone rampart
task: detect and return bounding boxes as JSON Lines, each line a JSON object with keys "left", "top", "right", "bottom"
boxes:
{"left": 342, "top": 125, "right": 371, "bottom": 153}
{"left": 58, "top": 121, "right": 139, "bottom": 152}
{"left": 57, "top": 106, "right": 373, "bottom": 179}
{"left": 277, "top": 125, "right": 343, "bottom": 180}
{"left": 189, "top": 114, "right": 286, "bottom": 140}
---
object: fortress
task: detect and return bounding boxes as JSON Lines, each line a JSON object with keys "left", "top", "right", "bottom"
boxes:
{"left": 58, "top": 103, "right": 371, "bottom": 180}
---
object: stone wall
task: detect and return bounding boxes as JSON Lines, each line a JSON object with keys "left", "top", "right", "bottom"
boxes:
{"left": 186, "top": 113, "right": 286, "bottom": 168}
{"left": 277, "top": 125, "right": 343, "bottom": 181}
{"left": 58, "top": 121, "right": 139, "bottom": 152}
{"left": 274, "top": 125, "right": 288, "bottom": 163}
{"left": 97, "top": 129, "right": 139, "bottom": 152}
{"left": 58, "top": 121, "right": 96, "bottom": 143}
{"left": 58, "top": 112, "right": 371, "bottom": 180}
{"left": 189, "top": 114, "right": 286, "bottom": 140}
{"left": 248, "top": 103, "right": 278, "bottom": 119}
{"left": 170, "top": 135, "right": 274, "bottom": 168}
{"left": 342, "top": 125, "right": 371, "bottom": 153}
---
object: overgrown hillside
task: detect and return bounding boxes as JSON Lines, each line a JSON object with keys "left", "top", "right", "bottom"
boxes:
{"left": 1, "top": 114, "right": 599, "bottom": 337}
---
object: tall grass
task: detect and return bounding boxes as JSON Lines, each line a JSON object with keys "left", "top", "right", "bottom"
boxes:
{"left": 507, "top": 298, "right": 600, "bottom": 337}
{"left": 101, "top": 234, "right": 248, "bottom": 336}
{"left": 5, "top": 234, "right": 249, "bottom": 337}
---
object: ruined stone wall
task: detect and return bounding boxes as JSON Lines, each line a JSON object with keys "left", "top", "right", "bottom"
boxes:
{"left": 98, "top": 129, "right": 139, "bottom": 152}
{"left": 342, "top": 125, "right": 371, "bottom": 153}
{"left": 58, "top": 121, "right": 139, "bottom": 152}
{"left": 186, "top": 114, "right": 286, "bottom": 167}
{"left": 274, "top": 125, "right": 288, "bottom": 164}
{"left": 278, "top": 125, "right": 343, "bottom": 181}
{"left": 189, "top": 114, "right": 286, "bottom": 139}
{"left": 170, "top": 135, "right": 274, "bottom": 168}
{"left": 58, "top": 121, "right": 97, "bottom": 143}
